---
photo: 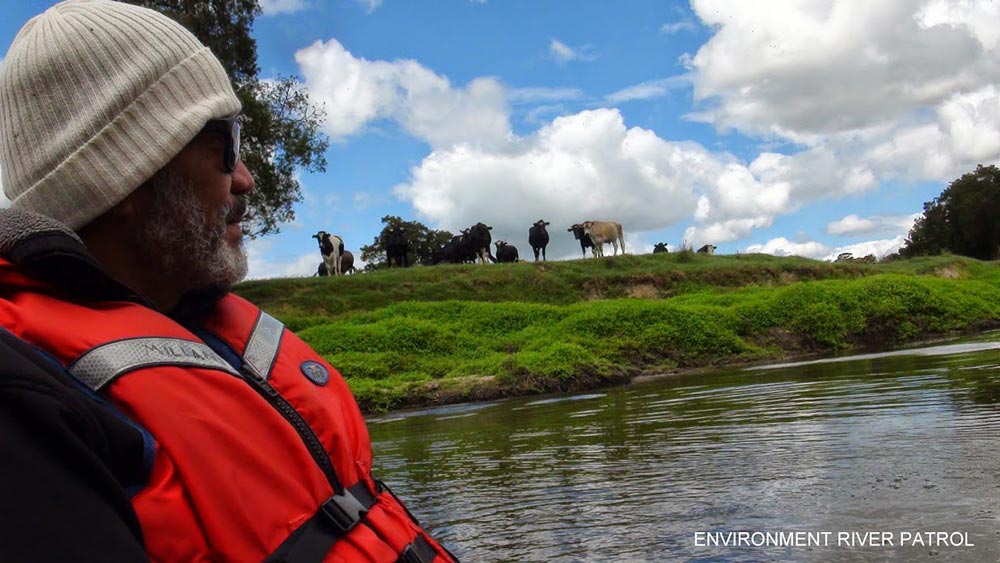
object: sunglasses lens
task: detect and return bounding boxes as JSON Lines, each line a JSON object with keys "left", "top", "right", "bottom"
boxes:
{"left": 229, "top": 120, "right": 241, "bottom": 172}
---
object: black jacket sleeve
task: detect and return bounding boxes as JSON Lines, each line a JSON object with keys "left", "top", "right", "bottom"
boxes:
{"left": 0, "top": 329, "right": 149, "bottom": 563}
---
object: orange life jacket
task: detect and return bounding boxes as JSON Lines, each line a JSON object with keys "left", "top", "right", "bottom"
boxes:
{"left": 0, "top": 257, "right": 454, "bottom": 562}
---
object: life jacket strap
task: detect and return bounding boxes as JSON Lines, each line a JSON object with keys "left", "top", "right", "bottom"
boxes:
{"left": 69, "top": 337, "right": 240, "bottom": 390}
{"left": 397, "top": 535, "right": 438, "bottom": 563}
{"left": 264, "top": 482, "right": 377, "bottom": 563}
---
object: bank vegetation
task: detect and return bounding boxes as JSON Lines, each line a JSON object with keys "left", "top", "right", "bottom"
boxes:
{"left": 235, "top": 253, "right": 1000, "bottom": 413}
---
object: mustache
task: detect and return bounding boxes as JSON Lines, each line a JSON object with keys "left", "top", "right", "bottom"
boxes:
{"left": 224, "top": 195, "right": 248, "bottom": 225}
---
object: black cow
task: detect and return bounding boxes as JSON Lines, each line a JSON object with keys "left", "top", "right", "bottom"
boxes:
{"left": 653, "top": 242, "right": 669, "bottom": 254}
{"left": 433, "top": 233, "right": 471, "bottom": 265}
{"left": 567, "top": 223, "right": 595, "bottom": 258}
{"left": 341, "top": 250, "right": 357, "bottom": 274}
{"left": 385, "top": 227, "right": 409, "bottom": 268}
{"left": 528, "top": 219, "right": 550, "bottom": 261}
{"left": 495, "top": 241, "right": 519, "bottom": 263}
{"left": 314, "top": 262, "right": 329, "bottom": 277}
{"left": 465, "top": 222, "right": 494, "bottom": 264}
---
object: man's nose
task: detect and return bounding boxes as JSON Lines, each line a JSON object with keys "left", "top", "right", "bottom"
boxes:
{"left": 232, "top": 160, "right": 254, "bottom": 194}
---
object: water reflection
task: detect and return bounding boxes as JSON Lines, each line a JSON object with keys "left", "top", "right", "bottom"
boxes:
{"left": 368, "top": 334, "right": 1000, "bottom": 562}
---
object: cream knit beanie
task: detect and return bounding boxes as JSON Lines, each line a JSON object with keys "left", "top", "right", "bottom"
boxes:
{"left": 0, "top": 0, "right": 241, "bottom": 230}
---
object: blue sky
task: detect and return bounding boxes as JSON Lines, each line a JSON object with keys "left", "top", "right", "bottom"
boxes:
{"left": 3, "top": 0, "right": 1000, "bottom": 278}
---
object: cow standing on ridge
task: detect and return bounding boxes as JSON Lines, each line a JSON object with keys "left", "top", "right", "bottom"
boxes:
{"left": 697, "top": 244, "right": 716, "bottom": 255}
{"left": 465, "top": 222, "right": 494, "bottom": 264}
{"left": 385, "top": 227, "right": 409, "bottom": 268}
{"left": 582, "top": 220, "right": 626, "bottom": 258}
{"left": 312, "top": 230, "right": 344, "bottom": 275}
{"left": 528, "top": 220, "right": 550, "bottom": 261}
{"left": 653, "top": 243, "right": 669, "bottom": 254}
{"left": 568, "top": 224, "right": 595, "bottom": 258}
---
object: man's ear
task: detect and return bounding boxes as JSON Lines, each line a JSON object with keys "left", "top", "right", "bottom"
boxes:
{"left": 109, "top": 182, "right": 154, "bottom": 219}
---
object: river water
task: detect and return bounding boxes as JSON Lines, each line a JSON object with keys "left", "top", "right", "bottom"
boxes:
{"left": 368, "top": 333, "right": 1000, "bottom": 562}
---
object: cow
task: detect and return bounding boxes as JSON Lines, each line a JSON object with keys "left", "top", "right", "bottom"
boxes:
{"left": 465, "top": 222, "right": 494, "bottom": 264}
{"left": 697, "top": 244, "right": 716, "bottom": 255}
{"left": 567, "top": 224, "right": 595, "bottom": 258}
{"left": 495, "top": 240, "right": 519, "bottom": 263}
{"left": 314, "top": 262, "right": 328, "bottom": 277}
{"left": 582, "top": 220, "right": 626, "bottom": 258}
{"left": 340, "top": 250, "right": 357, "bottom": 275}
{"left": 653, "top": 242, "right": 669, "bottom": 254}
{"left": 385, "top": 226, "right": 409, "bottom": 268}
{"left": 312, "top": 230, "right": 344, "bottom": 275}
{"left": 433, "top": 233, "right": 471, "bottom": 265}
{"left": 528, "top": 219, "right": 550, "bottom": 261}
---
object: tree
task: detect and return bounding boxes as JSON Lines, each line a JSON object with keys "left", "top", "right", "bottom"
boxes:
{"left": 901, "top": 165, "right": 1000, "bottom": 260}
{"left": 126, "top": 0, "right": 329, "bottom": 237}
{"left": 360, "top": 216, "right": 454, "bottom": 269}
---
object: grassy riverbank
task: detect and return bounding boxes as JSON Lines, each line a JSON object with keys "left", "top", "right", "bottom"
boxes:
{"left": 235, "top": 253, "right": 1000, "bottom": 413}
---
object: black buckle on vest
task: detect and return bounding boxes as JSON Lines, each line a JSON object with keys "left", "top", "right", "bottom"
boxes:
{"left": 397, "top": 535, "right": 437, "bottom": 563}
{"left": 320, "top": 487, "right": 369, "bottom": 534}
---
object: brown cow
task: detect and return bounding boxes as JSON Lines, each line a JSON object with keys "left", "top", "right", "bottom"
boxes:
{"left": 582, "top": 220, "right": 626, "bottom": 258}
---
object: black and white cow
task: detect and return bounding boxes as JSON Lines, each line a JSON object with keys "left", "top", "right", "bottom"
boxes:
{"left": 528, "top": 219, "right": 550, "bottom": 261}
{"left": 312, "top": 230, "right": 344, "bottom": 275}
{"left": 697, "top": 244, "right": 716, "bottom": 255}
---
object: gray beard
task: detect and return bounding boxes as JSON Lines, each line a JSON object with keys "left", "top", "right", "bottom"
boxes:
{"left": 136, "top": 169, "right": 248, "bottom": 294}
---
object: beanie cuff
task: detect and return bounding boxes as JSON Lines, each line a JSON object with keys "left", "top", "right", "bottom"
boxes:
{"left": 10, "top": 47, "right": 241, "bottom": 230}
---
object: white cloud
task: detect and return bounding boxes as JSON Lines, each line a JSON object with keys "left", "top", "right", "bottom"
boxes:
{"left": 660, "top": 21, "right": 696, "bottom": 34}
{"left": 822, "top": 236, "right": 908, "bottom": 261}
{"left": 393, "top": 108, "right": 710, "bottom": 258}
{"left": 246, "top": 239, "right": 319, "bottom": 280}
{"left": 827, "top": 213, "right": 920, "bottom": 236}
{"left": 508, "top": 87, "right": 584, "bottom": 103}
{"left": 744, "top": 237, "right": 829, "bottom": 259}
{"left": 549, "top": 39, "right": 597, "bottom": 64}
{"left": 296, "top": 39, "right": 512, "bottom": 150}
{"left": 356, "top": 0, "right": 382, "bottom": 14}
{"left": 259, "top": 0, "right": 308, "bottom": 16}
{"left": 688, "top": 0, "right": 1000, "bottom": 139}
{"left": 606, "top": 76, "right": 689, "bottom": 103}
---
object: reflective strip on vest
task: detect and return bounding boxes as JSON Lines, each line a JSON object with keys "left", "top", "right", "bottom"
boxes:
{"left": 69, "top": 337, "right": 241, "bottom": 391}
{"left": 243, "top": 311, "right": 284, "bottom": 381}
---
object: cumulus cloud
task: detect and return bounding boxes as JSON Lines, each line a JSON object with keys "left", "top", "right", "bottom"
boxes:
{"left": 549, "top": 39, "right": 598, "bottom": 64}
{"left": 291, "top": 3, "right": 1000, "bottom": 257}
{"left": 245, "top": 239, "right": 318, "bottom": 280}
{"left": 259, "top": 0, "right": 308, "bottom": 16}
{"left": 393, "top": 108, "right": 711, "bottom": 258}
{"left": 296, "top": 39, "right": 512, "bottom": 150}
{"left": 827, "top": 213, "right": 920, "bottom": 236}
{"left": 744, "top": 237, "right": 829, "bottom": 259}
{"left": 688, "top": 0, "right": 1000, "bottom": 139}
{"left": 743, "top": 235, "right": 906, "bottom": 261}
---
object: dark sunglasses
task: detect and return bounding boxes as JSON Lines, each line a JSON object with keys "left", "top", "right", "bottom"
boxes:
{"left": 200, "top": 117, "right": 241, "bottom": 173}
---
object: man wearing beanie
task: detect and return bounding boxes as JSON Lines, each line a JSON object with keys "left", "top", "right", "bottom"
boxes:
{"left": 0, "top": 2, "right": 456, "bottom": 562}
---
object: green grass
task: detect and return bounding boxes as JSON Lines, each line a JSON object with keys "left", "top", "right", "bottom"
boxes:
{"left": 235, "top": 253, "right": 1000, "bottom": 413}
